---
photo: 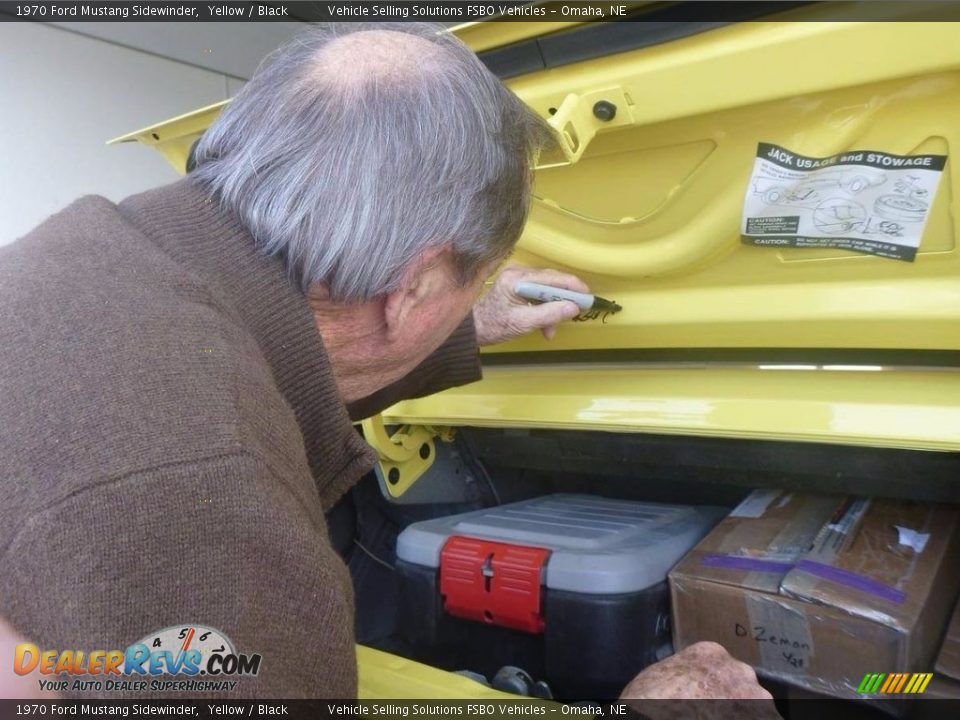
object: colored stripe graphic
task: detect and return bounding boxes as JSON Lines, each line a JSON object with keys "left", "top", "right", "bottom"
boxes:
{"left": 858, "top": 673, "right": 879, "bottom": 693}
{"left": 880, "top": 674, "right": 897, "bottom": 693}
{"left": 859, "top": 672, "right": 932, "bottom": 694}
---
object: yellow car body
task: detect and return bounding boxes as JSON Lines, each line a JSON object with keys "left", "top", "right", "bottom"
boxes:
{"left": 114, "top": 14, "right": 960, "bottom": 455}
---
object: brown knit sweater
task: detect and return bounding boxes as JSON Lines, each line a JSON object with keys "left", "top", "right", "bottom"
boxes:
{"left": 0, "top": 179, "right": 482, "bottom": 698}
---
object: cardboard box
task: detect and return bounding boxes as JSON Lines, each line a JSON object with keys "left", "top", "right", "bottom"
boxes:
{"left": 922, "top": 598, "right": 960, "bottom": 699}
{"left": 935, "top": 598, "right": 960, "bottom": 682}
{"left": 668, "top": 491, "right": 960, "bottom": 697}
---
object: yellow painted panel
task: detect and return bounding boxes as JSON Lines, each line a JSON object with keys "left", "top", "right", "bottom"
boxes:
{"left": 357, "top": 645, "right": 523, "bottom": 700}
{"left": 497, "top": 21, "right": 960, "bottom": 355}
{"left": 108, "top": 100, "right": 228, "bottom": 173}
{"left": 113, "top": 20, "right": 960, "bottom": 450}
{"left": 382, "top": 366, "right": 960, "bottom": 451}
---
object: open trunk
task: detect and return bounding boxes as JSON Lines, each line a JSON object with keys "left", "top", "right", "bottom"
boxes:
{"left": 336, "top": 426, "right": 958, "bottom": 707}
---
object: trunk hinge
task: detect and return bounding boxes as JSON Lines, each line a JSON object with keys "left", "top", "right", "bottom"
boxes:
{"left": 360, "top": 414, "right": 455, "bottom": 498}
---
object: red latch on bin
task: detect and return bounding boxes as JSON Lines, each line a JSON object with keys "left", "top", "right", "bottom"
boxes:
{"left": 439, "top": 536, "right": 550, "bottom": 634}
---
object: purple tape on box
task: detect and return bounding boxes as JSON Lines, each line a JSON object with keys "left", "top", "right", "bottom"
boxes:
{"left": 700, "top": 555, "right": 906, "bottom": 604}
{"left": 794, "top": 559, "right": 906, "bottom": 604}
{"left": 701, "top": 553, "right": 794, "bottom": 574}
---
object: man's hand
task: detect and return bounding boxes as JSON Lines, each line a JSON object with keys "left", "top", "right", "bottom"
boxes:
{"left": 619, "top": 643, "right": 779, "bottom": 720}
{"left": 621, "top": 642, "right": 773, "bottom": 700}
{"left": 473, "top": 265, "right": 588, "bottom": 346}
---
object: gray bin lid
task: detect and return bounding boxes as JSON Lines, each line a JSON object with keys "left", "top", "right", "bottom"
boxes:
{"left": 396, "top": 494, "right": 724, "bottom": 595}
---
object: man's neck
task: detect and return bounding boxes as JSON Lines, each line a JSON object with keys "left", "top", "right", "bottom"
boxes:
{"left": 308, "top": 295, "right": 397, "bottom": 404}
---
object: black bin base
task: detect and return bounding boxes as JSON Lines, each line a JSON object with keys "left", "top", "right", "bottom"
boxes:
{"left": 396, "top": 559, "right": 673, "bottom": 700}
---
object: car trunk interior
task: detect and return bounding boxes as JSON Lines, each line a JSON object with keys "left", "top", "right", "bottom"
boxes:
{"left": 332, "top": 427, "right": 959, "bottom": 713}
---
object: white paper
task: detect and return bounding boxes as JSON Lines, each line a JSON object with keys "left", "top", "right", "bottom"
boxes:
{"left": 895, "top": 525, "right": 930, "bottom": 553}
{"left": 742, "top": 143, "right": 946, "bottom": 261}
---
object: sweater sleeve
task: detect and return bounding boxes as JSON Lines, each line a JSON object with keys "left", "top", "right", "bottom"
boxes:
{"left": 346, "top": 313, "right": 482, "bottom": 421}
{"left": 2, "top": 453, "right": 357, "bottom": 699}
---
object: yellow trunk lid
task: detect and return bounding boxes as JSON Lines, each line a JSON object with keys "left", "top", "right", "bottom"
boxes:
{"left": 112, "top": 12, "right": 960, "bottom": 451}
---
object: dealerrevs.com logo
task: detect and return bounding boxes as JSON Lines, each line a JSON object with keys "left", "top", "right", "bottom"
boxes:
{"left": 14, "top": 625, "right": 262, "bottom": 693}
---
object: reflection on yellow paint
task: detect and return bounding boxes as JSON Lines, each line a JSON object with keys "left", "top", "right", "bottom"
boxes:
{"left": 580, "top": 397, "right": 713, "bottom": 425}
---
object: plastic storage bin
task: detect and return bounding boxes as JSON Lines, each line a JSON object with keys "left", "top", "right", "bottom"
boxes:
{"left": 395, "top": 494, "right": 724, "bottom": 699}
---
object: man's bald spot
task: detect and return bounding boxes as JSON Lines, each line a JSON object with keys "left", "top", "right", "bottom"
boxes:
{"left": 310, "top": 29, "right": 448, "bottom": 86}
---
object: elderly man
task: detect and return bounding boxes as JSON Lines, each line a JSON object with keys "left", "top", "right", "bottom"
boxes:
{"left": 0, "top": 23, "right": 771, "bottom": 702}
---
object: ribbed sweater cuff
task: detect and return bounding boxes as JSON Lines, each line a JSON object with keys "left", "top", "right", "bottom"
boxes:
{"left": 425, "top": 312, "right": 484, "bottom": 391}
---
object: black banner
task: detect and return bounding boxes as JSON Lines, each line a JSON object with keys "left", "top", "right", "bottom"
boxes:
{"left": 2, "top": 699, "right": 960, "bottom": 720}
{"left": 0, "top": 1, "right": 624, "bottom": 22}
{"left": 756, "top": 143, "right": 948, "bottom": 173}
{"left": 743, "top": 235, "right": 919, "bottom": 261}
{"left": 2, "top": 1, "right": 960, "bottom": 23}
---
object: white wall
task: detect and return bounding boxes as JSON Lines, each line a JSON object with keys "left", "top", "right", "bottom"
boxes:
{"left": 0, "top": 23, "right": 259, "bottom": 246}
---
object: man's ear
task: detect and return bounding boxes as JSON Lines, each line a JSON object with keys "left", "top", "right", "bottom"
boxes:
{"left": 382, "top": 244, "right": 454, "bottom": 343}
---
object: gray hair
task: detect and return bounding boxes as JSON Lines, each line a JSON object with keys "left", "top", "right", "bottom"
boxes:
{"left": 191, "top": 22, "right": 554, "bottom": 301}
